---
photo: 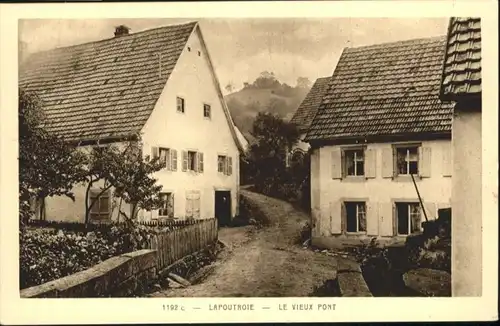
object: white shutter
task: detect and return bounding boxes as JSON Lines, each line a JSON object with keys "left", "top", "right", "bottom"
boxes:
{"left": 365, "top": 148, "right": 376, "bottom": 178}
{"left": 442, "top": 145, "right": 452, "bottom": 177}
{"left": 185, "top": 194, "right": 193, "bottom": 218}
{"left": 171, "top": 150, "right": 178, "bottom": 171}
{"left": 329, "top": 200, "right": 342, "bottom": 234}
{"left": 198, "top": 152, "right": 204, "bottom": 173}
{"left": 419, "top": 146, "right": 432, "bottom": 178}
{"left": 331, "top": 148, "right": 342, "bottom": 179}
{"left": 379, "top": 202, "right": 394, "bottom": 236}
{"left": 423, "top": 202, "right": 437, "bottom": 221}
{"left": 366, "top": 201, "right": 378, "bottom": 236}
{"left": 182, "top": 151, "right": 188, "bottom": 172}
{"left": 227, "top": 156, "right": 233, "bottom": 175}
{"left": 381, "top": 148, "right": 394, "bottom": 178}
{"left": 151, "top": 146, "right": 159, "bottom": 160}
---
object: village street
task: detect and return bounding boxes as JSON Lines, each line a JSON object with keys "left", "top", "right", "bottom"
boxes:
{"left": 150, "top": 190, "right": 339, "bottom": 297}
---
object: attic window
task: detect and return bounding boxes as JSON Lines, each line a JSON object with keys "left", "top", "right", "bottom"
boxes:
{"left": 198, "top": 51, "right": 201, "bottom": 56}
{"left": 103, "top": 79, "right": 110, "bottom": 85}
{"left": 113, "top": 57, "right": 119, "bottom": 63}
{"left": 187, "top": 47, "right": 191, "bottom": 52}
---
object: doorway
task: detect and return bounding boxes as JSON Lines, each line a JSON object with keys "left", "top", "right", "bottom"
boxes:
{"left": 215, "top": 190, "right": 232, "bottom": 227}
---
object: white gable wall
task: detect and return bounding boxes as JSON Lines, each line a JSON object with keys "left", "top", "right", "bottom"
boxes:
{"left": 139, "top": 26, "right": 240, "bottom": 221}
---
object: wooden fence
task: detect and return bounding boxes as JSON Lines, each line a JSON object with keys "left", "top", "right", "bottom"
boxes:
{"left": 148, "top": 218, "right": 218, "bottom": 272}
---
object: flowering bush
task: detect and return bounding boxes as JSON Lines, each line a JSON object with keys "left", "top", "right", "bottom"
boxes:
{"left": 19, "top": 221, "right": 169, "bottom": 289}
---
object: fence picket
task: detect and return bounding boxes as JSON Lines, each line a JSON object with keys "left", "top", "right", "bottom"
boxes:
{"left": 144, "top": 219, "right": 216, "bottom": 272}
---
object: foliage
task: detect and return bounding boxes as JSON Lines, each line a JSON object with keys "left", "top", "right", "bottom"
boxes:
{"left": 18, "top": 88, "right": 87, "bottom": 224}
{"left": 19, "top": 221, "right": 172, "bottom": 289}
{"left": 245, "top": 112, "right": 311, "bottom": 210}
{"left": 81, "top": 140, "right": 165, "bottom": 225}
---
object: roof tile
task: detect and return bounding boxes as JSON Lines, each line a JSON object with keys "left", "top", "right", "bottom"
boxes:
{"left": 440, "top": 17, "right": 482, "bottom": 99}
{"left": 305, "top": 36, "right": 453, "bottom": 141}
{"left": 19, "top": 22, "right": 197, "bottom": 141}
{"left": 290, "top": 77, "right": 330, "bottom": 132}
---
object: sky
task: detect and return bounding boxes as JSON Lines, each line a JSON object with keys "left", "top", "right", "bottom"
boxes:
{"left": 19, "top": 18, "right": 449, "bottom": 94}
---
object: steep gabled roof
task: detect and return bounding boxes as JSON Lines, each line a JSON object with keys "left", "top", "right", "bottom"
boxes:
{"left": 440, "top": 17, "right": 482, "bottom": 101}
{"left": 19, "top": 22, "right": 197, "bottom": 142}
{"left": 290, "top": 76, "right": 330, "bottom": 132}
{"left": 305, "top": 36, "right": 455, "bottom": 142}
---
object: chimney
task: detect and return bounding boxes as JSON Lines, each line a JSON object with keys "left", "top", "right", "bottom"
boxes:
{"left": 114, "top": 25, "right": 131, "bottom": 37}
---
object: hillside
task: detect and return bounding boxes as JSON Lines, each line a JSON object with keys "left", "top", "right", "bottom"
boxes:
{"left": 224, "top": 75, "right": 310, "bottom": 136}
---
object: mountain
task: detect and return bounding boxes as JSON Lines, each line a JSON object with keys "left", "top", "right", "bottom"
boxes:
{"left": 224, "top": 73, "right": 311, "bottom": 136}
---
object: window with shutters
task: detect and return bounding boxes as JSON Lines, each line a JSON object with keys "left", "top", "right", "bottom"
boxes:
{"left": 344, "top": 149, "right": 365, "bottom": 176}
{"left": 344, "top": 201, "right": 367, "bottom": 233}
{"left": 186, "top": 191, "right": 201, "bottom": 219}
{"left": 152, "top": 147, "right": 177, "bottom": 171}
{"left": 395, "top": 202, "right": 421, "bottom": 235}
{"left": 176, "top": 97, "right": 185, "bottom": 113}
{"left": 90, "top": 189, "right": 111, "bottom": 220}
{"left": 395, "top": 146, "right": 419, "bottom": 175}
{"left": 182, "top": 150, "right": 203, "bottom": 173}
{"left": 217, "top": 155, "right": 233, "bottom": 175}
{"left": 158, "top": 192, "right": 174, "bottom": 218}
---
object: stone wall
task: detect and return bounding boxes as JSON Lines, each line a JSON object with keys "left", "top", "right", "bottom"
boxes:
{"left": 20, "top": 249, "right": 157, "bottom": 298}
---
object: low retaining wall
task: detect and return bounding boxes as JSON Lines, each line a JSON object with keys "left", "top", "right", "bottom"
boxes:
{"left": 21, "top": 249, "right": 157, "bottom": 298}
{"left": 336, "top": 257, "right": 372, "bottom": 297}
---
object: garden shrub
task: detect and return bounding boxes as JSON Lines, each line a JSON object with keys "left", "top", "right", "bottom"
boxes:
{"left": 19, "top": 220, "right": 173, "bottom": 289}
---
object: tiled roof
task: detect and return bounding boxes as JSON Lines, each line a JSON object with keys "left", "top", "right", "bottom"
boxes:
{"left": 305, "top": 36, "right": 454, "bottom": 142}
{"left": 19, "top": 22, "right": 197, "bottom": 142}
{"left": 440, "top": 17, "right": 481, "bottom": 100}
{"left": 290, "top": 76, "right": 330, "bottom": 132}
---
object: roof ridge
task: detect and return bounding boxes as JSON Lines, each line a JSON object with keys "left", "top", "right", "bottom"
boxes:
{"left": 345, "top": 35, "right": 446, "bottom": 53}
{"left": 26, "top": 20, "right": 198, "bottom": 57}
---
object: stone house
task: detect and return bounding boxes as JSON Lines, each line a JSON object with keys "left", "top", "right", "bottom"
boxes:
{"left": 19, "top": 22, "right": 245, "bottom": 226}
{"left": 304, "top": 36, "right": 455, "bottom": 247}
{"left": 439, "top": 17, "right": 482, "bottom": 296}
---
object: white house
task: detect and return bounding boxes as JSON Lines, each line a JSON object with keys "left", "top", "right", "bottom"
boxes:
{"left": 440, "top": 17, "right": 482, "bottom": 297}
{"left": 289, "top": 76, "right": 330, "bottom": 155}
{"left": 19, "top": 22, "right": 244, "bottom": 226}
{"left": 304, "top": 36, "right": 455, "bottom": 248}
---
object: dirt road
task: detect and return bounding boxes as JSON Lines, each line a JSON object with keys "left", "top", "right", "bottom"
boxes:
{"left": 150, "top": 190, "right": 338, "bottom": 297}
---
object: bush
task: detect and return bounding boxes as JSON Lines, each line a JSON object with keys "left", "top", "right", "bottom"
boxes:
{"left": 19, "top": 221, "right": 169, "bottom": 289}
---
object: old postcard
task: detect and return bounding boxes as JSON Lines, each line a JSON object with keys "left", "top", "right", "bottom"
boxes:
{"left": 0, "top": 0, "right": 498, "bottom": 324}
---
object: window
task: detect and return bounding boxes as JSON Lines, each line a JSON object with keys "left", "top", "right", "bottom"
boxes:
{"left": 188, "top": 151, "right": 197, "bottom": 171}
{"left": 152, "top": 147, "right": 177, "bottom": 171}
{"left": 90, "top": 189, "right": 111, "bottom": 220}
{"left": 176, "top": 97, "right": 185, "bottom": 113}
{"left": 159, "top": 147, "right": 170, "bottom": 168}
{"left": 396, "top": 146, "right": 419, "bottom": 175}
{"left": 217, "top": 155, "right": 233, "bottom": 175}
{"left": 344, "top": 202, "right": 366, "bottom": 233}
{"left": 203, "top": 104, "right": 211, "bottom": 118}
{"left": 158, "top": 192, "right": 174, "bottom": 218}
{"left": 345, "top": 149, "right": 364, "bottom": 176}
{"left": 186, "top": 191, "right": 201, "bottom": 219}
{"left": 182, "top": 151, "right": 204, "bottom": 173}
{"left": 396, "top": 202, "right": 421, "bottom": 235}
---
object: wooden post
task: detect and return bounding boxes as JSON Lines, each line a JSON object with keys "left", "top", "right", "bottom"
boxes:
{"left": 410, "top": 173, "right": 429, "bottom": 222}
